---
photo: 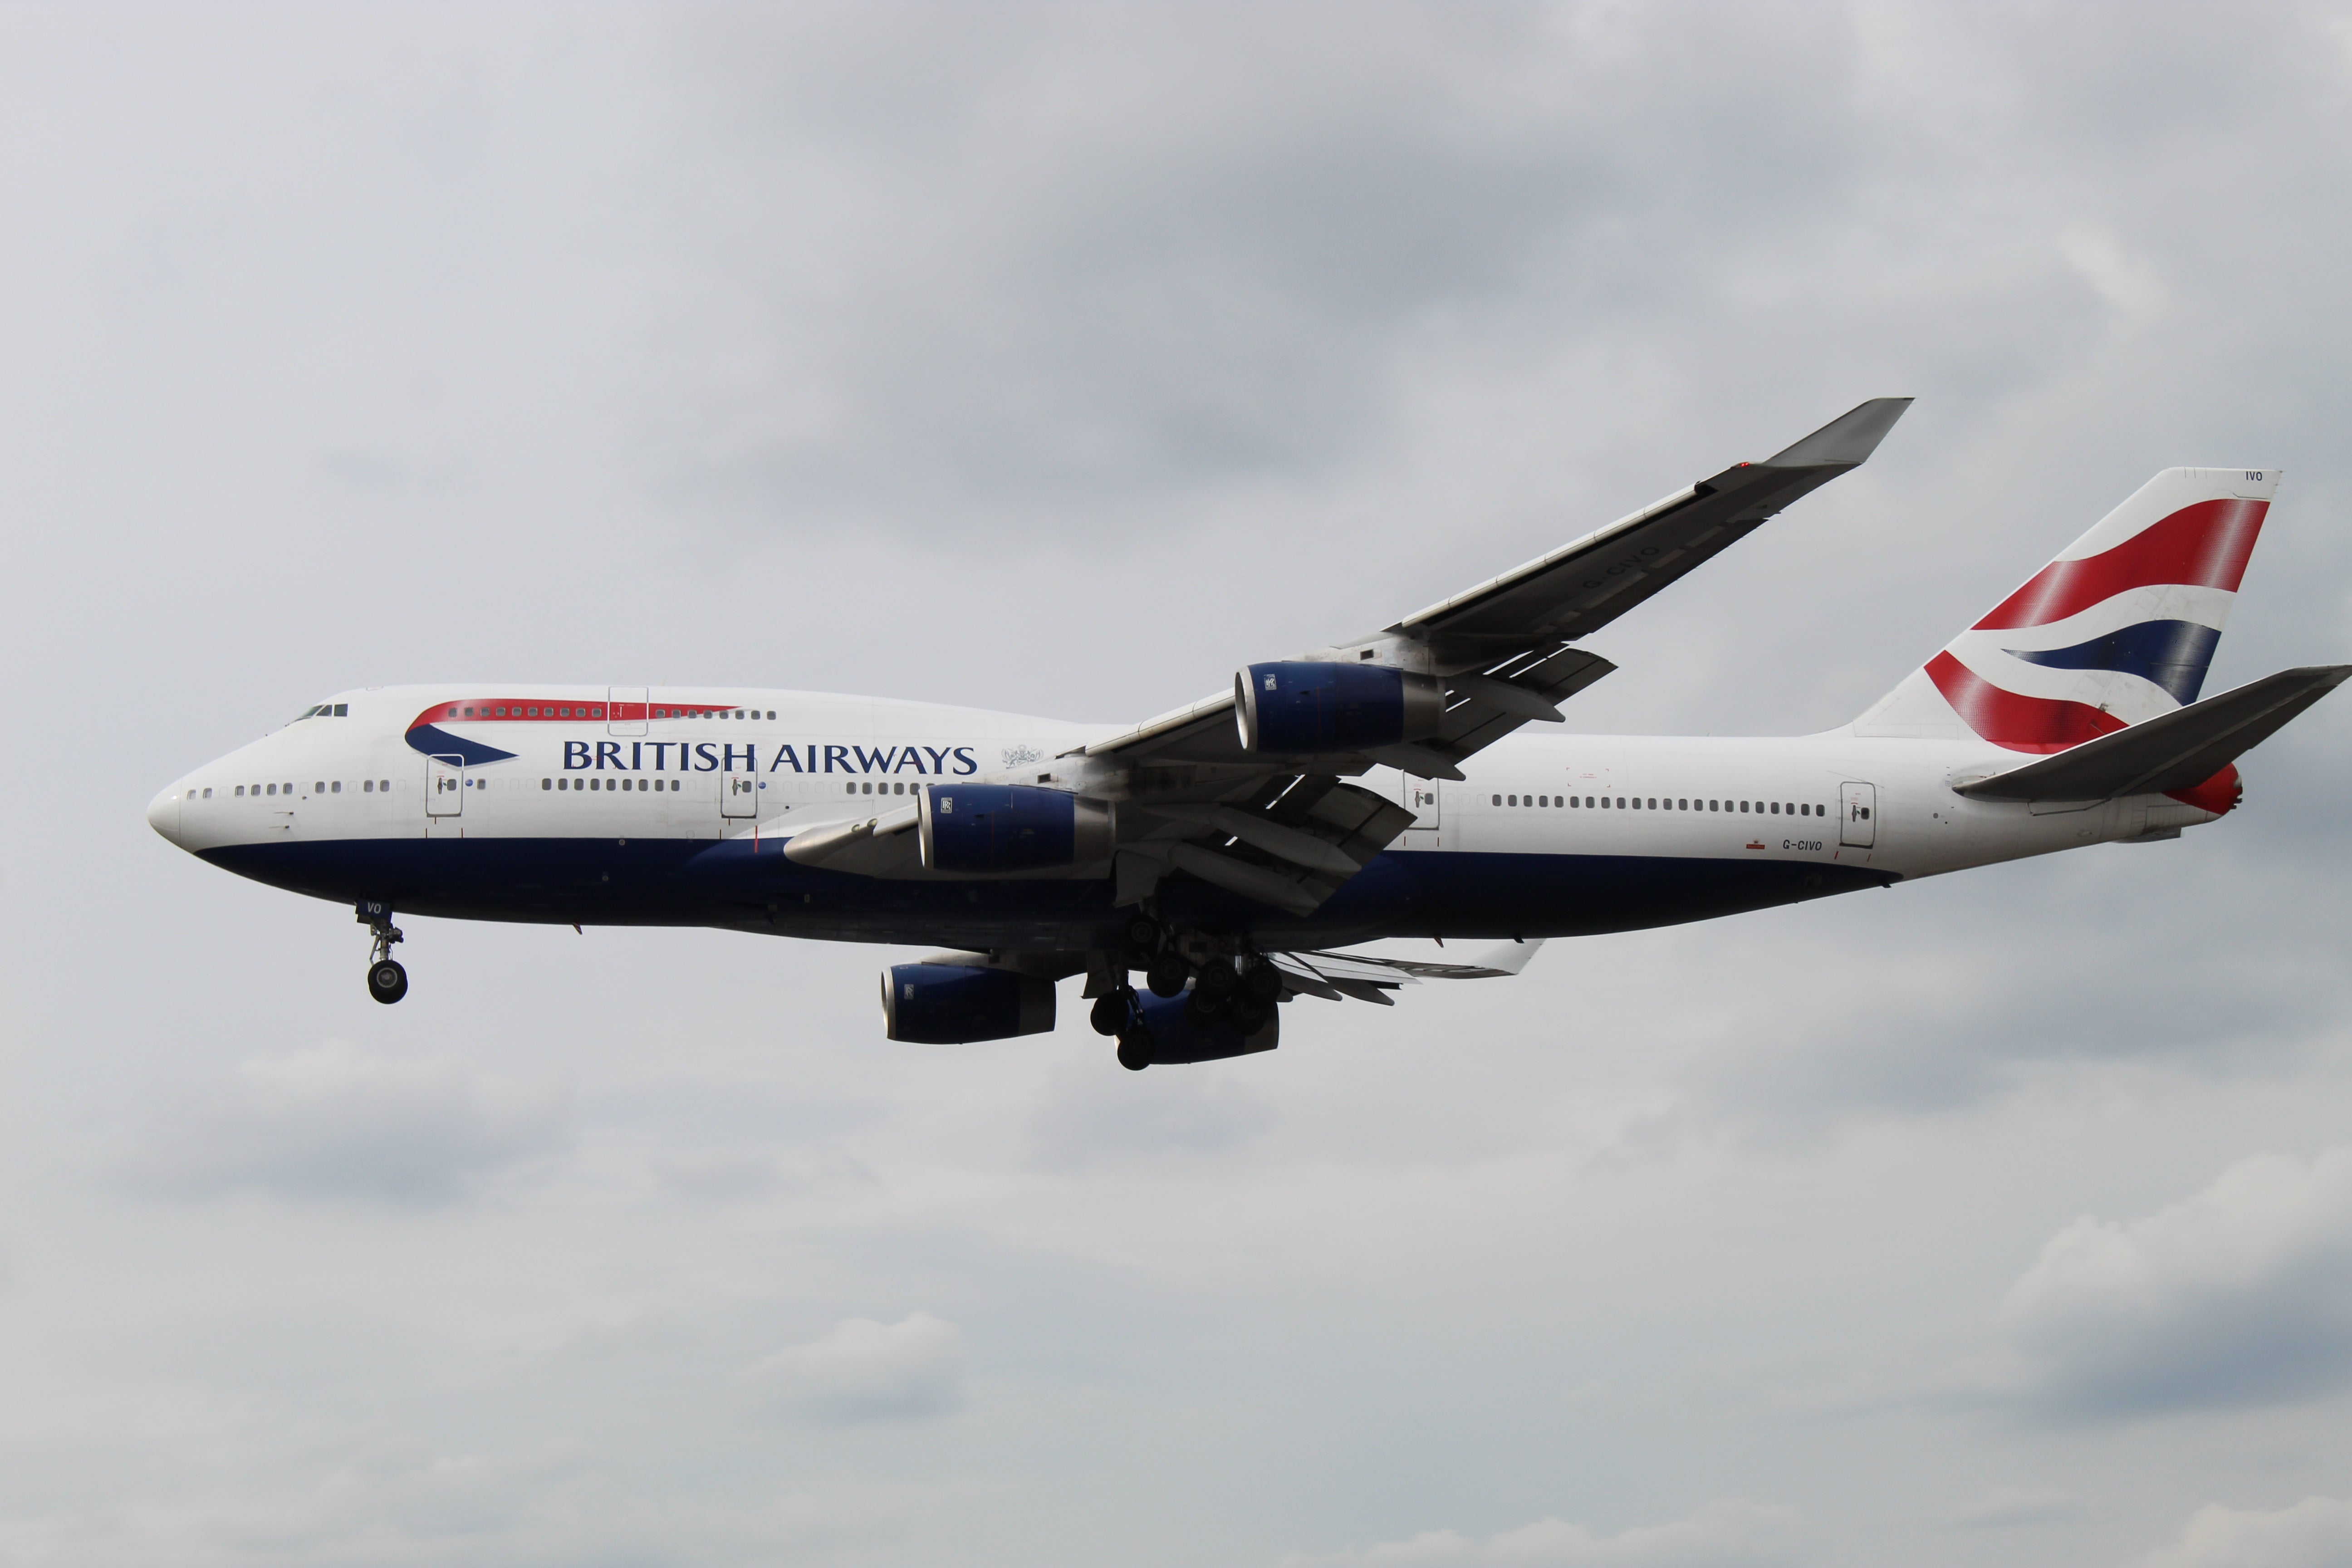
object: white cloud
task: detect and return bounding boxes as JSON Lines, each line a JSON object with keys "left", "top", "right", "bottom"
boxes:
{"left": 747, "top": 1312, "right": 965, "bottom": 1423}
{"left": 119, "top": 1040, "right": 568, "bottom": 1204}
{"left": 1277, "top": 1500, "right": 1799, "bottom": 1568}
{"left": 1999, "top": 1146, "right": 2352, "bottom": 1416}
{"left": 2142, "top": 1495, "right": 2352, "bottom": 1568}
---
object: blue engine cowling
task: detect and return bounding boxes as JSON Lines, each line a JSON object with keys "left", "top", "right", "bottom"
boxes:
{"left": 881, "top": 963, "right": 1057, "bottom": 1043}
{"left": 919, "top": 784, "right": 1112, "bottom": 873}
{"left": 1235, "top": 661, "right": 1444, "bottom": 754}
{"left": 1121, "top": 990, "right": 1279, "bottom": 1064}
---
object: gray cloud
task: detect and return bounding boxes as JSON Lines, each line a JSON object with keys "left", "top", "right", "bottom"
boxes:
{"left": 1948, "top": 1487, "right": 2082, "bottom": 1529}
{"left": 117, "top": 1041, "right": 568, "bottom": 1204}
{"left": 1275, "top": 1500, "right": 1801, "bottom": 1568}
{"left": 746, "top": 1311, "right": 966, "bottom": 1423}
{"left": 1999, "top": 1146, "right": 2352, "bottom": 1418}
{"left": 1027, "top": 1057, "right": 1278, "bottom": 1167}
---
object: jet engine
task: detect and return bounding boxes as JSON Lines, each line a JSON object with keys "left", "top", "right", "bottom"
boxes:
{"left": 919, "top": 784, "right": 1112, "bottom": 873}
{"left": 880, "top": 963, "right": 1057, "bottom": 1044}
{"left": 1235, "top": 661, "right": 1444, "bottom": 754}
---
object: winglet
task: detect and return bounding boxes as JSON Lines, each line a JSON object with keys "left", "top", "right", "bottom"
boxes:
{"left": 1764, "top": 397, "right": 1913, "bottom": 469}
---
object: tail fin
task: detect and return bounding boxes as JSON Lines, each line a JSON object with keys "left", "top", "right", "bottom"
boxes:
{"left": 1854, "top": 467, "right": 2278, "bottom": 750}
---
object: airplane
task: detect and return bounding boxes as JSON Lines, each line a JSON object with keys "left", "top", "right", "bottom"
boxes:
{"left": 146, "top": 399, "right": 2348, "bottom": 1070}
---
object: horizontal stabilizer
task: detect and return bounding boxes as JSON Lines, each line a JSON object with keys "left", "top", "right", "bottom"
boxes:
{"left": 1957, "top": 665, "right": 2352, "bottom": 802}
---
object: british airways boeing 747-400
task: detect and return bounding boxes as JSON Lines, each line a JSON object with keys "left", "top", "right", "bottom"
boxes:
{"left": 147, "top": 400, "right": 2347, "bottom": 1068}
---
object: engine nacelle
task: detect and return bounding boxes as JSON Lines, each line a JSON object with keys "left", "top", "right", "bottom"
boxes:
{"left": 1235, "top": 661, "right": 1444, "bottom": 754}
{"left": 919, "top": 784, "right": 1113, "bottom": 873}
{"left": 1127, "top": 990, "right": 1279, "bottom": 1064}
{"left": 880, "top": 963, "right": 1057, "bottom": 1043}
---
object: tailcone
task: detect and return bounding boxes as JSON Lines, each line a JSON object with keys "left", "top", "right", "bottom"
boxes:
{"left": 2166, "top": 762, "right": 2242, "bottom": 817}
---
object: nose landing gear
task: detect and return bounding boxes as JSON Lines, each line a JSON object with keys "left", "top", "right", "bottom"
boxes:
{"left": 358, "top": 900, "right": 408, "bottom": 1004}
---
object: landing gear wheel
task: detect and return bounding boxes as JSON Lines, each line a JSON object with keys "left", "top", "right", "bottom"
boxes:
{"left": 1230, "top": 1000, "right": 1269, "bottom": 1036}
{"left": 1116, "top": 1031, "right": 1152, "bottom": 1071}
{"left": 1193, "top": 957, "right": 1238, "bottom": 1002}
{"left": 1184, "top": 990, "right": 1222, "bottom": 1030}
{"left": 1089, "top": 991, "right": 1132, "bottom": 1037}
{"left": 1239, "top": 961, "right": 1282, "bottom": 1008}
{"left": 367, "top": 958, "right": 409, "bottom": 1005}
{"left": 1146, "top": 951, "right": 1190, "bottom": 998}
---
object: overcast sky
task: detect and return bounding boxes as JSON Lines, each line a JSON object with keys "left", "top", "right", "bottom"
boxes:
{"left": 6, "top": 3, "right": 2352, "bottom": 1565}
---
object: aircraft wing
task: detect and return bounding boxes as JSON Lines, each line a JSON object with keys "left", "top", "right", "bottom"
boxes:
{"left": 1078, "top": 397, "right": 1911, "bottom": 784}
{"left": 1060, "top": 401, "right": 1910, "bottom": 911}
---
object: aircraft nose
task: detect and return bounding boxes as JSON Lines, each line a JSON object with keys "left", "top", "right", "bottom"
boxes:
{"left": 147, "top": 785, "right": 185, "bottom": 848}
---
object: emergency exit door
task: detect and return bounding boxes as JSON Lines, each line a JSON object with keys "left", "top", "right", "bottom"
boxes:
{"left": 426, "top": 755, "right": 465, "bottom": 818}
{"left": 1839, "top": 781, "right": 1876, "bottom": 848}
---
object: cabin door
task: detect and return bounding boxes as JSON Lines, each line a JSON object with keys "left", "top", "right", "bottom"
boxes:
{"left": 1839, "top": 781, "right": 1877, "bottom": 848}
{"left": 426, "top": 755, "right": 465, "bottom": 818}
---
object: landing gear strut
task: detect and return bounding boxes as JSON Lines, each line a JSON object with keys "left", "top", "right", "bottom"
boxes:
{"left": 359, "top": 902, "right": 407, "bottom": 1004}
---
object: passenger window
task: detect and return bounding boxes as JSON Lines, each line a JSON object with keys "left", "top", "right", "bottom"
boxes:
{"left": 591, "top": 707, "right": 603, "bottom": 718}
{"left": 202, "top": 788, "right": 212, "bottom": 799}
{"left": 463, "top": 707, "right": 474, "bottom": 717}
{"left": 235, "top": 785, "right": 245, "bottom": 797}
{"left": 1492, "top": 794, "right": 1501, "bottom": 806}
{"left": 379, "top": 779, "right": 389, "bottom": 791}
{"left": 331, "top": 781, "right": 341, "bottom": 793}
{"left": 847, "top": 783, "right": 858, "bottom": 794}
{"left": 1507, "top": 794, "right": 1516, "bottom": 807}
{"left": 1646, "top": 798, "right": 1656, "bottom": 809}
{"left": 542, "top": 779, "right": 551, "bottom": 790}
{"left": 266, "top": 784, "right": 276, "bottom": 796}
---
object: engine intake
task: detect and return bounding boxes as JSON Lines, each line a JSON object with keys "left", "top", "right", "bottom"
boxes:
{"left": 919, "top": 784, "right": 1112, "bottom": 873}
{"left": 881, "top": 963, "right": 1057, "bottom": 1043}
{"left": 1235, "top": 662, "right": 1444, "bottom": 754}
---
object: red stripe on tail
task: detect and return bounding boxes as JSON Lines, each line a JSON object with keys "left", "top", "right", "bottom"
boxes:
{"left": 1923, "top": 653, "right": 2128, "bottom": 753}
{"left": 1974, "top": 499, "right": 2267, "bottom": 631}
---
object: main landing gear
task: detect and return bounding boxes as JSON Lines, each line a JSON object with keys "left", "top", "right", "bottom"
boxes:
{"left": 359, "top": 901, "right": 407, "bottom": 1004}
{"left": 1098, "top": 916, "right": 1280, "bottom": 1068}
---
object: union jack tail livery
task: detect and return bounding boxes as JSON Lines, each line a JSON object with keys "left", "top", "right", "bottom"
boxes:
{"left": 1855, "top": 467, "right": 2278, "bottom": 750}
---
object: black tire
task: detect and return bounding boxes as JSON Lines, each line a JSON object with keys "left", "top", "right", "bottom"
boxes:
{"left": 1239, "top": 961, "right": 1282, "bottom": 1007}
{"left": 1089, "top": 991, "right": 1130, "bottom": 1036}
{"left": 1230, "top": 1000, "right": 1269, "bottom": 1036}
{"left": 367, "top": 959, "right": 408, "bottom": 1005}
{"left": 1146, "top": 952, "right": 1190, "bottom": 998}
{"left": 1121, "top": 915, "right": 1159, "bottom": 955}
{"left": 1194, "top": 956, "right": 1238, "bottom": 1000}
{"left": 1184, "top": 990, "right": 1222, "bottom": 1030}
{"left": 1116, "top": 1032, "right": 1152, "bottom": 1071}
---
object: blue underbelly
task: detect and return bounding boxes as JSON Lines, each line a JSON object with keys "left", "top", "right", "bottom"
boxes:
{"left": 200, "top": 837, "right": 1892, "bottom": 948}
